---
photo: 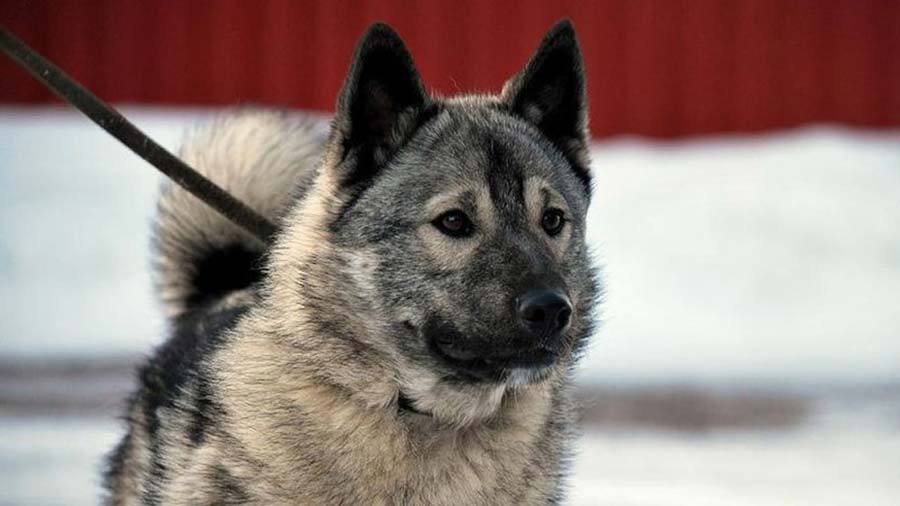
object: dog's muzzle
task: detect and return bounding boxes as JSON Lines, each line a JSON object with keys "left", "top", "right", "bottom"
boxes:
{"left": 423, "top": 290, "right": 573, "bottom": 382}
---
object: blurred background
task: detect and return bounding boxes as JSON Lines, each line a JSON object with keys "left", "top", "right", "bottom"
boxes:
{"left": 1, "top": 1, "right": 899, "bottom": 505}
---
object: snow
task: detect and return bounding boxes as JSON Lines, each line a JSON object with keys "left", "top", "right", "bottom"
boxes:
{"left": 3, "top": 397, "right": 899, "bottom": 506}
{"left": 2, "top": 106, "right": 898, "bottom": 384}
{"left": 1, "top": 104, "right": 899, "bottom": 505}
{"left": 582, "top": 129, "right": 900, "bottom": 384}
{"left": 570, "top": 421, "right": 900, "bottom": 506}
{"left": 0, "top": 417, "right": 121, "bottom": 506}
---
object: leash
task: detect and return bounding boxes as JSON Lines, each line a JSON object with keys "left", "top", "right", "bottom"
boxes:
{"left": 1, "top": 26, "right": 278, "bottom": 244}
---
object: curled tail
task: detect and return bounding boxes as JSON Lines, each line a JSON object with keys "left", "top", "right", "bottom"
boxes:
{"left": 153, "top": 109, "right": 326, "bottom": 317}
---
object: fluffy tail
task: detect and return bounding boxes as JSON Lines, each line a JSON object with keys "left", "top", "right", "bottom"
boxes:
{"left": 153, "top": 109, "right": 326, "bottom": 317}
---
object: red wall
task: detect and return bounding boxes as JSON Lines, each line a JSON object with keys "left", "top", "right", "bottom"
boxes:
{"left": 2, "top": 0, "right": 898, "bottom": 138}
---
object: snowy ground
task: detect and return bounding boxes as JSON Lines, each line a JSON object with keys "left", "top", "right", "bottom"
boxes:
{"left": 570, "top": 413, "right": 900, "bottom": 506}
{"left": 1, "top": 107, "right": 898, "bottom": 384}
{"left": 2, "top": 393, "right": 899, "bottom": 506}
{"left": 1, "top": 107, "right": 899, "bottom": 504}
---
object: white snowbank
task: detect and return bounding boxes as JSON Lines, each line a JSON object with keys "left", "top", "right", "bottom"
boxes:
{"left": 583, "top": 129, "right": 900, "bottom": 383}
{"left": 3, "top": 398, "right": 899, "bottom": 506}
{"left": 1, "top": 107, "right": 898, "bottom": 383}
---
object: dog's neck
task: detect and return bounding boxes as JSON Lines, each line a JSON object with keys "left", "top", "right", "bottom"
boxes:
{"left": 211, "top": 304, "right": 572, "bottom": 503}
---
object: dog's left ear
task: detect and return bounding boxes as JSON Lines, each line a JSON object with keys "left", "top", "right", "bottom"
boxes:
{"left": 332, "top": 23, "right": 428, "bottom": 187}
{"left": 503, "top": 20, "right": 590, "bottom": 191}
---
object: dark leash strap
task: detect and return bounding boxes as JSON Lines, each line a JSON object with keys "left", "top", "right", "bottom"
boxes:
{"left": 1, "top": 26, "right": 278, "bottom": 244}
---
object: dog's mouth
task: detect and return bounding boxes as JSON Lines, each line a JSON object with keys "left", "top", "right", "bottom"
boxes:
{"left": 408, "top": 317, "right": 564, "bottom": 382}
{"left": 428, "top": 335, "right": 560, "bottom": 382}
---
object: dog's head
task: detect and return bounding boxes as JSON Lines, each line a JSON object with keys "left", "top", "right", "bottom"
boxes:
{"left": 272, "top": 21, "right": 598, "bottom": 426}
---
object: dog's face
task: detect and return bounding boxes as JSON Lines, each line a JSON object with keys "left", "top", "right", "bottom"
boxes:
{"left": 282, "top": 21, "right": 597, "bottom": 424}
{"left": 335, "top": 107, "right": 595, "bottom": 381}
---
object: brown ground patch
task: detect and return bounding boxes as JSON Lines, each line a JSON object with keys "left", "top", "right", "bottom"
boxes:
{"left": 575, "top": 385, "right": 811, "bottom": 431}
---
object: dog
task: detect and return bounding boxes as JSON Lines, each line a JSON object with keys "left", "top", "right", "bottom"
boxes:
{"left": 104, "top": 19, "right": 598, "bottom": 506}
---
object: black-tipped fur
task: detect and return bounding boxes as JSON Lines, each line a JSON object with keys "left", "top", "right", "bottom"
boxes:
{"left": 333, "top": 23, "right": 430, "bottom": 186}
{"left": 151, "top": 110, "right": 325, "bottom": 318}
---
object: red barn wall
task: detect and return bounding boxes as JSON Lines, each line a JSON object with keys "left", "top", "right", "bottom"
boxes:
{"left": 2, "top": 0, "right": 898, "bottom": 138}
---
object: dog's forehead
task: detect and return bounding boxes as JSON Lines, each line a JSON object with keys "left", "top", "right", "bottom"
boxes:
{"left": 381, "top": 104, "right": 586, "bottom": 221}
{"left": 427, "top": 110, "right": 560, "bottom": 182}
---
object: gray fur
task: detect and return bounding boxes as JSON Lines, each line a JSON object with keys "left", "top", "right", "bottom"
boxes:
{"left": 106, "top": 20, "right": 599, "bottom": 506}
{"left": 154, "top": 109, "right": 327, "bottom": 317}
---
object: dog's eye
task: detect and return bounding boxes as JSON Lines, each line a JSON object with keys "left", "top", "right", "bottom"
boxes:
{"left": 541, "top": 208, "right": 566, "bottom": 236}
{"left": 433, "top": 210, "right": 474, "bottom": 238}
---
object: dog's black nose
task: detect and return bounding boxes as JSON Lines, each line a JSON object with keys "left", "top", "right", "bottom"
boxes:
{"left": 517, "top": 290, "right": 573, "bottom": 338}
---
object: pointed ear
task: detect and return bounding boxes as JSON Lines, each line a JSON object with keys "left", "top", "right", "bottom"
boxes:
{"left": 502, "top": 20, "right": 590, "bottom": 192}
{"left": 332, "top": 23, "right": 428, "bottom": 186}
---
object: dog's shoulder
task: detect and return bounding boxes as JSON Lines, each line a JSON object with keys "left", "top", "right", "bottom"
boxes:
{"left": 137, "top": 292, "right": 253, "bottom": 437}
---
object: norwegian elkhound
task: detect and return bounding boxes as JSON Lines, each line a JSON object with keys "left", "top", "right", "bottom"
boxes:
{"left": 105, "top": 19, "right": 598, "bottom": 505}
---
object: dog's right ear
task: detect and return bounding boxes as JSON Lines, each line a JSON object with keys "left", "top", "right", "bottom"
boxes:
{"left": 331, "top": 23, "right": 427, "bottom": 187}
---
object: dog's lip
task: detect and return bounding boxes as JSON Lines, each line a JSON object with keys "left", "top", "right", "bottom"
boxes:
{"left": 431, "top": 338, "right": 559, "bottom": 371}
{"left": 432, "top": 338, "right": 482, "bottom": 361}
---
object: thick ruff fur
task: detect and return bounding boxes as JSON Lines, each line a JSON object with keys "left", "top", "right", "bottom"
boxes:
{"left": 105, "top": 20, "right": 599, "bottom": 506}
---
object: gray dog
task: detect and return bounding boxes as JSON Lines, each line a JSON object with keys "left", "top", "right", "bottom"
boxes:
{"left": 105, "top": 19, "right": 598, "bottom": 506}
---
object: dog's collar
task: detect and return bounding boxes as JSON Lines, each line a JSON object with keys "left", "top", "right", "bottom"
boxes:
{"left": 397, "top": 392, "right": 430, "bottom": 416}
